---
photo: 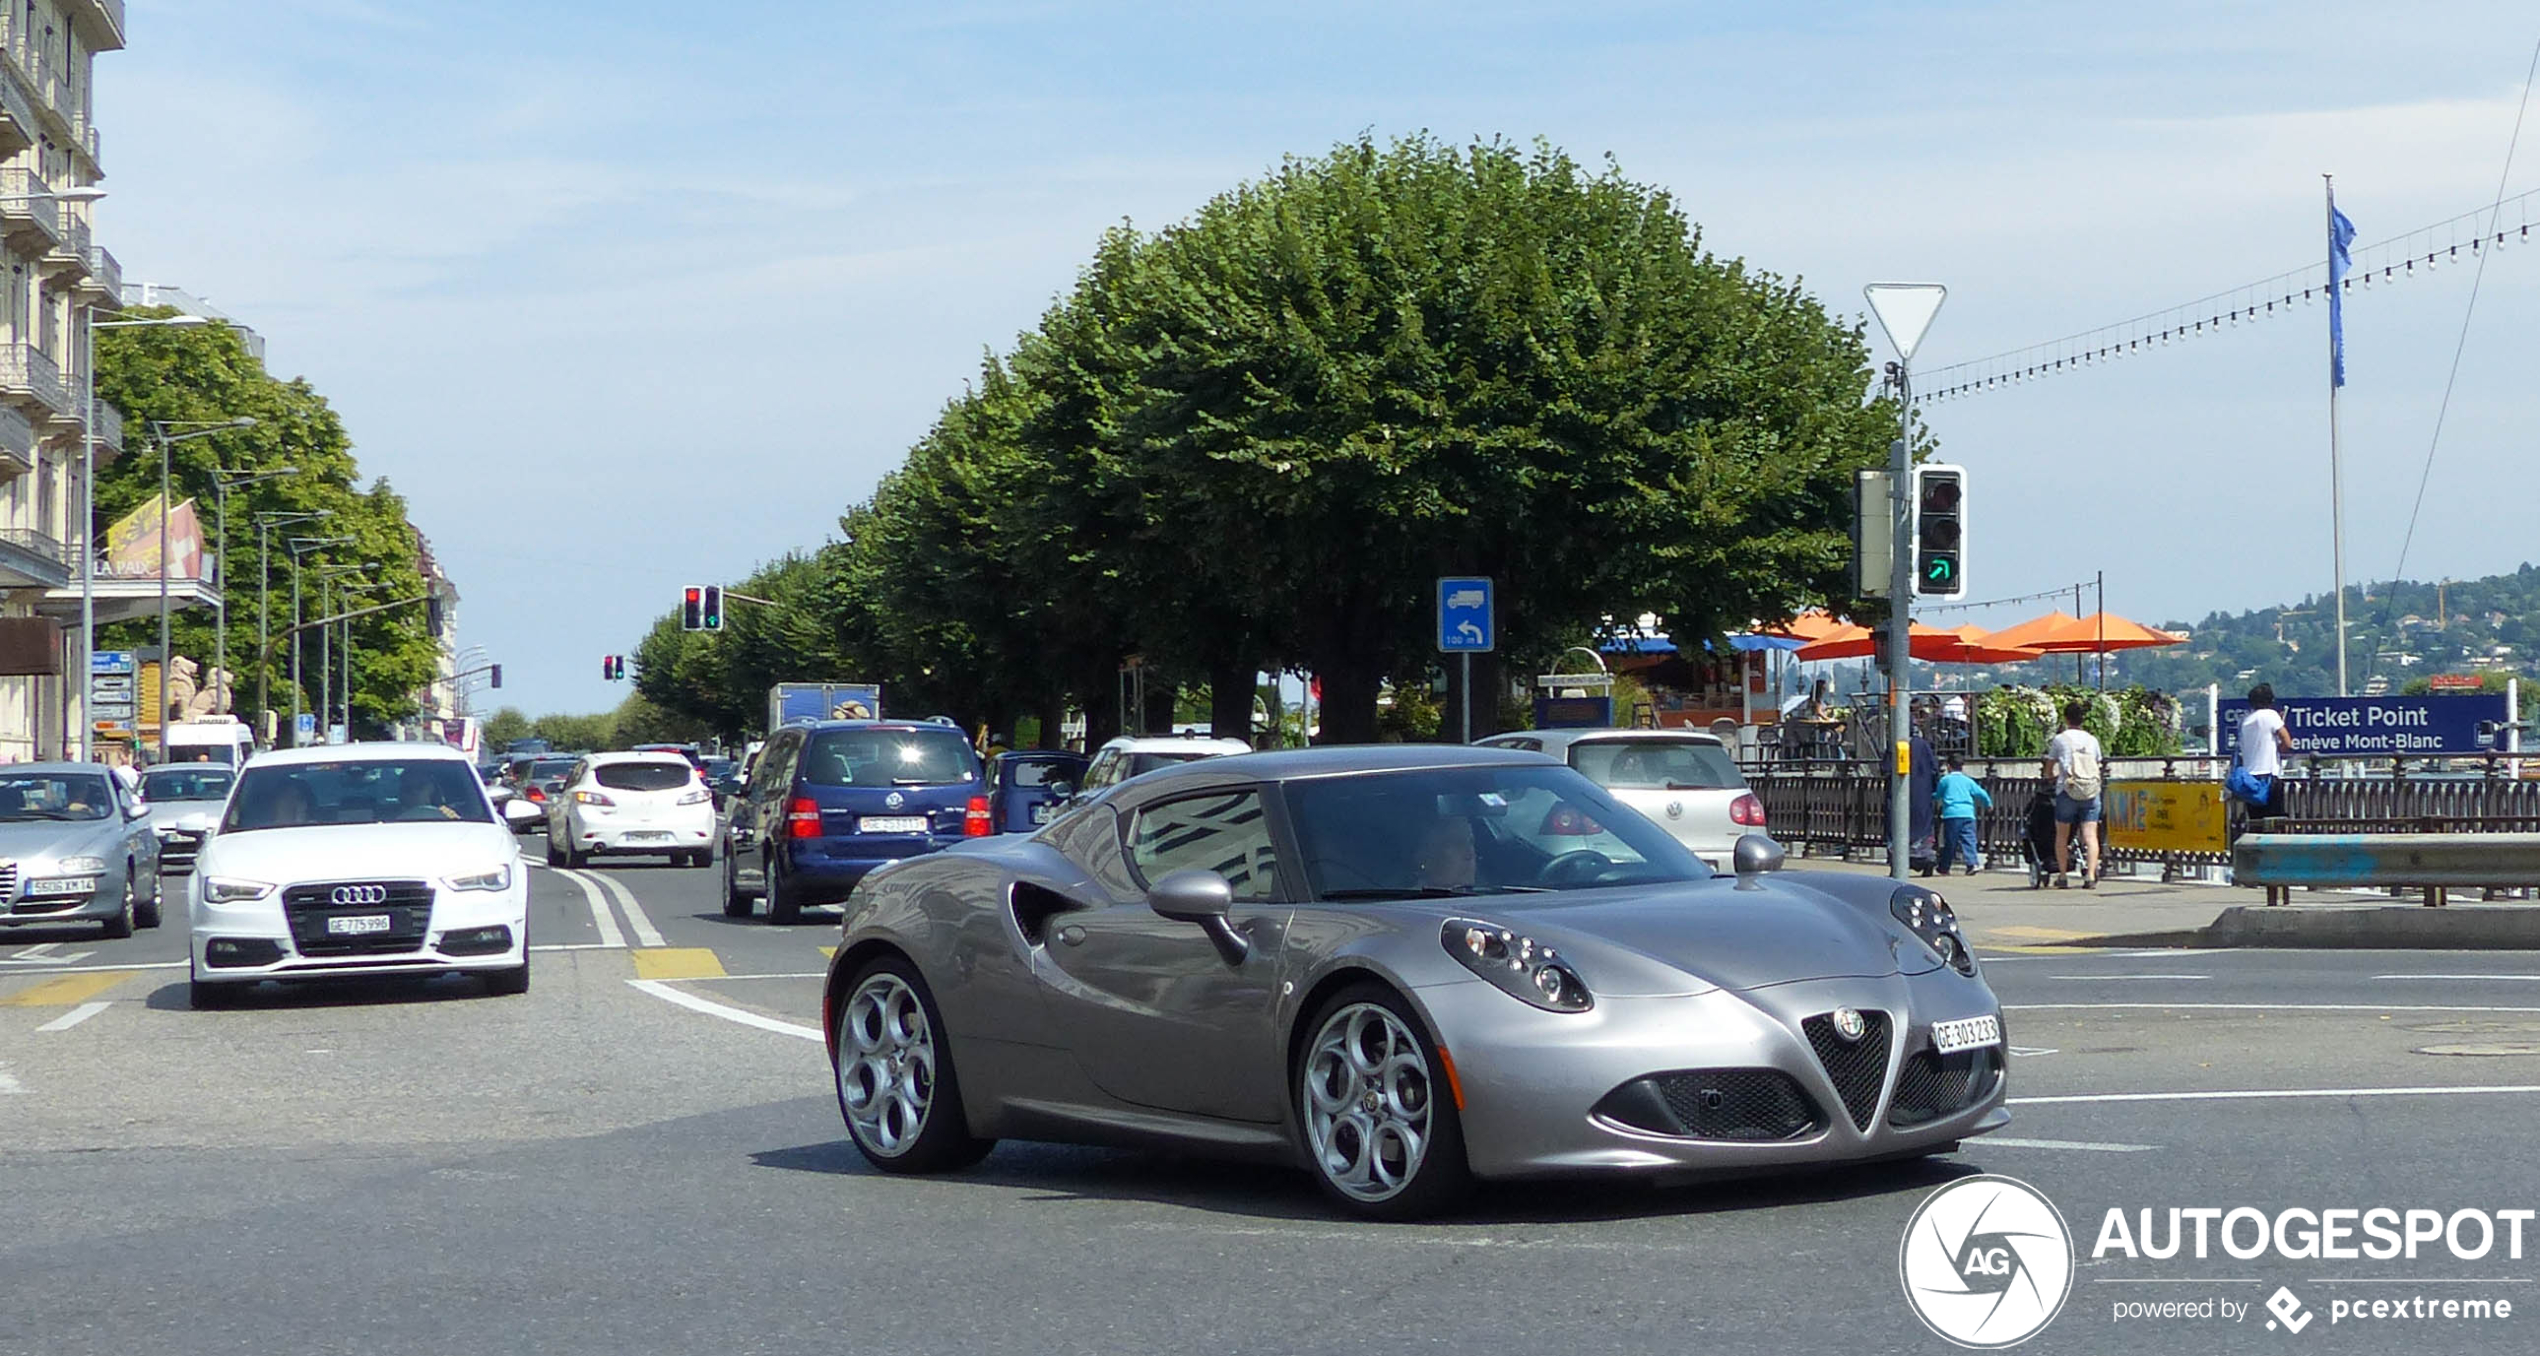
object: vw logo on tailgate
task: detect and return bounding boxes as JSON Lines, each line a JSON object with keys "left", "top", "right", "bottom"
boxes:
{"left": 330, "top": 884, "right": 390, "bottom": 906}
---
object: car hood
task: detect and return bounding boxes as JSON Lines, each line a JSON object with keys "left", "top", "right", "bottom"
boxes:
{"left": 197, "top": 821, "right": 519, "bottom": 884}
{"left": 146, "top": 804, "right": 223, "bottom": 834}
{"left": 0, "top": 817, "right": 125, "bottom": 859}
{"left": 1451, "top": 873, "right": 1922, "bottom": 996}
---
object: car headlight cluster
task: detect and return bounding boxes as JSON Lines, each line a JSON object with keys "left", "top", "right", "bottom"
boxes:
{"left": 445, "top": 863, "right": 514, "bottom": 893}
{"left": 677, "top": 787, "right": 712, "bottom": 806}
{"left": 1890, "top": 886, "right": 1976, "bottom": 976}
{"left": 1442, "top": 918, "right": 1593, "bottom": 1013}
{"left": 202, "top": 877, "right": 276, "bottom": 904}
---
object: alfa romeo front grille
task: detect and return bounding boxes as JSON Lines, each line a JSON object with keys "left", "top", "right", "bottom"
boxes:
{"left": 1803, "top": 1010, "right": 1894, "bottom": 1131}
{"left": 0, "top": 861, "right": 18, "bottom": 902}
{"left": 1888, "top": 1046, "right": 2003, "bottom": 1127}
{"left": 280, "top": 880, "right": 435, "bottom": 955}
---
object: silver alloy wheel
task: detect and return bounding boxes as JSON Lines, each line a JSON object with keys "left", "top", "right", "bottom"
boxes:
{"left": 837, "top": 973, "right": 938, "bottom": 1157}
{"left": 1302, "top": 1001, "right": 1434, "bottom": 1203}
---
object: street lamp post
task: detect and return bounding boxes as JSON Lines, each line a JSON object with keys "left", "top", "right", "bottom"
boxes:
{"left": 286, "top": 535, "right": 351, "bottom": 746}
{"left": 314, "top": 564, "right": 373, "bottom": 744}
{"left": 148, "top": 418, "right": 255, "bottom": 758}
{"left": 253, "top": 511, "right": 327, "bottom": 743}
{"left": 210, "top": 465, "right": 295, "bottom": 715}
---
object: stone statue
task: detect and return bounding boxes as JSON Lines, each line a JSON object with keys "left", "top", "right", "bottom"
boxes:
{"left": 185, "top": 666, "right": 234, "bottom": 718}
{"left": 163, "top": 656, "right": 200, "bottom": 724}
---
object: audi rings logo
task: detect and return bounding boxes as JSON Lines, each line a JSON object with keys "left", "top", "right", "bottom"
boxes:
{"left": 1899, "top": 1175, "right": 2075, "bottom": 1348}
{"left": 329, "top": 884, "right": 390, "bottom": 906}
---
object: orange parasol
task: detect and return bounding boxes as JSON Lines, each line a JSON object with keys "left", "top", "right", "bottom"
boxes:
{"left": 1750, "top": 609, "right": 1843, "bottom": 642}
{"left": 1933, "top": 624, "right": 2050, "bottom": 666}
{"left": 1984, "top": 610, "right": 2183, "bottom": 655}
{"left": 1796, "top": 620, "right": 1994, "bottom": 663}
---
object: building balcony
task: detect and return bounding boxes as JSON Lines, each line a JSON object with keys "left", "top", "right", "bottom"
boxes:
{"left": 76, "top": 243, "right": 118, "bottom": 305}
{"left": 71, "top": 2, "right": 129, "bottom": 54}
{"left": 0, "top": 404, "right": 32, "bottom": 481}
{"left": 0, "top": 61, "right": 35, "bottom": 160}
{"left": 93, "top": 398, "right": 122, "bottom": 459}
{"left": 45, "top": 212, "right": 91, "bottom": 280}
{"left": 0, "top": 167, "right": 61, "bottom": 249}
{"left": 0, "top": 344, "right": 72, "bottom": 423}
{"left": 0, "top": 526, "right": 70, "bottom": 591}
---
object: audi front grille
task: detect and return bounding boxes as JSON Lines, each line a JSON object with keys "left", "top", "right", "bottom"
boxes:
{"left": 279, "top": 880, "right": 435, "bottom": 955}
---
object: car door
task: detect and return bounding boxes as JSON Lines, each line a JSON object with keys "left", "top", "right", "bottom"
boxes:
{"left": 734, "top": 731, "right": 799, "bottom": 888}
{"left": 1036, "top": 784, "right": 1294, "bottom": 1123}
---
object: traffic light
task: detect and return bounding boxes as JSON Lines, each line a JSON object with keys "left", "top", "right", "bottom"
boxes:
{"left": 1912, "top": 464, "right": 1966, "bottom": 598}
{"left": 701, "top": 584, "right": 723, "bottom": 632}
{"left": 681, "top": 585, "right": 704, "bottom": 630}
{"left": 602, "top": 655, "right": 624, "bottom": 681}
{"left": 489, "top": 664, "right": 503, "bottom": 689}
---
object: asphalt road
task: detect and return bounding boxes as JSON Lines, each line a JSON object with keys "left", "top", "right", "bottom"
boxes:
{"left": 10, "top": 844, "right": 2540, "bottom": 1354}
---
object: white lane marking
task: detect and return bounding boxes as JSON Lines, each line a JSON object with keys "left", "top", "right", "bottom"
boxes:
{"left": 0, "top": 943, "right": 94, "bottom": 966}
{"left": 549, "top": 869, "right": 625, "bottom": 950}
{"left": 652, "top": 970, "right": 827, "bottom": 982}
{"left": 0, "top": 1062, "right": 20, "bottom": 1094}
{"left": 589, "top": 872, "right": 667, "bottom": 949}
{"left": 2008, "top": 1003, "right": 2540, "bottom": 1014}
{"left": 2008, "top": 1046, "right": 2061, "bottom": 1057}
{"left": 0, "top": 960, "right": 186, "bottom": 975}
{"left": 2048, "top": 974, "right": 2208, "bottom": 981}
{"left": 527, "top": 943, "right": 620, "bottom": 952}
{"left": 2015, "top": 1085, "right": 2540, "bottom": 1106}
{"left": 626, "top": 979, "right": 822, "bottom": 1042}
{"left": 35, "top": 1001, "right": 110, "bottom": 1033}
{"left": 2367, "top": 980, "right": 2540, "bottom": 990}
{"left": 1976, "top": 1136, "right": 2160, "bottom": 1152}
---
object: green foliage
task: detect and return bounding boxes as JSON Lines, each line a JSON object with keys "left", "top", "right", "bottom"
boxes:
{"left": 623, "top": 135, "right": 1897, "bottom": 744}
{"left": 95, "top": 310, "right": 438, "bottom": 732}
{"left": 1976, "top": 685, "right": 2181, "bottom": 758}
{"left": 2123, "top": 562, "right": 2540, "bottom": 699}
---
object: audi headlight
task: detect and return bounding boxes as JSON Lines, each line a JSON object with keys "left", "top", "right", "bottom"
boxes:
{"left": 1442, "top": 917, "right": 1592, "bottom": 1012}
{"left": 1891, "top": 886, "right": 1976, "bottom": 976}
{"left": 53, "top": 856, "right": 108, "bottom": 875}
{"left": 445, "top": 862, "right": 514, "bottom": 893}
{"left": 202, "top": 876, "right": 275, "bottom": 904}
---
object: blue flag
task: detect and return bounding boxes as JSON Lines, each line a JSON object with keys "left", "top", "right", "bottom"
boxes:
{"left": 2329, "top": 205, "right": 2356, "bottom": 387}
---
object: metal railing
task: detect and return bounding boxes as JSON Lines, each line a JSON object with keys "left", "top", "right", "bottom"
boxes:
{"left": 86, "top": 243, "right": 119, "bottom": 300}
{"left": 0, "top": 166, "right": 58, "bottom": 243}
{"left": 0, "top": 526, "right": 65, "bottom": 564}
{"left": 92, "top": 397, "right": 121, "bottom": 452}
{"left": 0, "top": 56, "right": 36, "bottom": 145}
{"left": 0, "top": 343, "right": 69, "bottom": 417}
{"left": 0, "top": 403, "right": 31, "bottom": 463}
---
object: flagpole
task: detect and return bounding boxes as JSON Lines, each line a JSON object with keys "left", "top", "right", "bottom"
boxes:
{"left": 2326, "top": 173, "right": 2350, "bottom": 697}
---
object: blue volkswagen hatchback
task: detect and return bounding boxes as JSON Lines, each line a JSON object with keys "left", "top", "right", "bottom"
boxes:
{"left": 723, "top": 720, "right": 989, "bottom": 923}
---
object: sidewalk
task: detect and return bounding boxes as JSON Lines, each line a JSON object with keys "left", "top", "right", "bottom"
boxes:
{"left": 1782, "top": 857, "right": 2540, "bottom": 951}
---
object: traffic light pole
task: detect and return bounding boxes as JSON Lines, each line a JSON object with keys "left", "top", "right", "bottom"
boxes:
{"left": 1885, "top": 368, "right": 1915, "bottom": 883}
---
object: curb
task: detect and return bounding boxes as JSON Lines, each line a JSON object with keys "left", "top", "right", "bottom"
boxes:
{"left": 2204, "top": 905, "right": 2540, "bottom": 950}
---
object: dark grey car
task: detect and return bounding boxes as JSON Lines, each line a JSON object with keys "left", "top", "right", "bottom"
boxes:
{"left": 819, "top": 745, "right": 2008, "bottom": 1219}
{"left": 0, "top": 763, "right": 164, "bottom": 938}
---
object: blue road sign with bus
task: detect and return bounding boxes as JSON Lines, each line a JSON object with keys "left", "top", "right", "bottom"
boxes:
{"left": 1437, "top": 577, "right": 1494, "bottom": 653}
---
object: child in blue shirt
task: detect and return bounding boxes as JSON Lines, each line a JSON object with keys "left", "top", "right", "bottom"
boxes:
{"left": 1933, "top": 756, "right": 1992, "bottom": 876}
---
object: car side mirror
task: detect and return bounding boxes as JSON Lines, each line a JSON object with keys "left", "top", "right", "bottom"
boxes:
{"left": 1148, "top": 869, "right": 1246, "bottom": 964}
{"left": 1046, "top": 780, "right": 1074, "bottom": 799}
{"left": 1731, "top": 833, "right": 1785, "bottom": 890}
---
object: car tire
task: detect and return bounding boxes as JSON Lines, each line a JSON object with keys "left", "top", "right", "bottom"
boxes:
{"left": 1295, "top": 983, "right": 1471, "bottom": 1221}
{"left": 566, "top": 842, "right": 589, "bottom": 870}
{"left": 765, "top": 858, "right": 801, "bottom": 925}
{"left": 484, "top": 962, "right": 530, "bottom": 997}
{"left": 833, "top": 955, "right": 994, "bottom": 1174}
{"left": 99, "top": 874, "right": 136, "bottom": 940}
{"left": 545, "top": 837, "right": 565, "bottom": 868}
{"left": 721, "top": 854, "right": 754, "bottom": 919}
{"left": 135, "top": 866, "right": 162, "bottom": 930}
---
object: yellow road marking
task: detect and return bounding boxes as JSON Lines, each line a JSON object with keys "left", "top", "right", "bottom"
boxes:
{"left": 818, "top": 945, "right": 836, "bottom": 959}
{"left": 630, "top": 948, "right": 726, "bottom": 981}
{"left": 0, "top": 970, "right": 137, "bottom": 1006}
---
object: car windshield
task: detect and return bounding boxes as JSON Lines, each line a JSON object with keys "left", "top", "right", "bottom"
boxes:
{"left": 595, "top": 760, "right": 693, "bottom": 792}
{"left": 529, "top": 759, "right": 578, "bottom": 781}
{"left": 143, "top": 768, "right": 236, "bottom": 802}
{"left": 1283, "top": 763, "right": 1711, "bottom": 899}
{"left": 1006, "top": 758, "right": 1083, "bottom": 788}
{"left": 1126, "top": 751, "right": 1210, "bottom": 777}
{"left": 0, "top": 773, "right": 116, "bottom": 822}
{"left": 802, "top": 728, "right": 978, "bottom": 788}
{"left": 1570, "top": 739, "right": 1745, "bottom": 791}
{"left": 222, "top": 759, "right": 495, "bottom": 832}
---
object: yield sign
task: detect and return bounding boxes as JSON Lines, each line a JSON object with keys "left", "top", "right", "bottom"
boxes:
{"left": 1864, "top": 283, "right": 1947, "bottom": 363}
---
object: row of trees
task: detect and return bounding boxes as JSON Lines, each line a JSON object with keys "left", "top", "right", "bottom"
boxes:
{"left": 636, "top": 136, "right": 1902, "bottom": 745}
{"left": 96, "top": 311, "right": 440, "bottom": 733}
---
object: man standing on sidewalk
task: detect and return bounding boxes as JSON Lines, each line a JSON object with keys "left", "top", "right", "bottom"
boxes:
{"left": 1934, "top": 755, "right": 1992, "bottom": 876}
{"left": 2229, "top": 682, "right": 2295, "bottom": 822}
{"left": 2042, "top": 700, "right": 2105, "bottom": 889}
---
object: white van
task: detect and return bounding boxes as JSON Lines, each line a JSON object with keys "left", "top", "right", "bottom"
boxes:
{"left": 162, "top": 716, "right": 258, "bottom": 767}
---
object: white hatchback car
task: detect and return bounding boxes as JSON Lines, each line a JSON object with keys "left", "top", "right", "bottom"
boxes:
{"left": 1067, "top": 734, "right": 1252, "bottom": 804}
{"left": 545, "top": 751, "right": 717, "bottom": 868}
{"left": 187, "top": 743, "right": 528, "bottom": 1008}
{"left": 1474, "top": 728, "right": 1765, "bottom": 869}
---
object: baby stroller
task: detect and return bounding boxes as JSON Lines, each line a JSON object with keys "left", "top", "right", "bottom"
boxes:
{"left": 2020, "top": 791, "right": 2061, "bottom": 889}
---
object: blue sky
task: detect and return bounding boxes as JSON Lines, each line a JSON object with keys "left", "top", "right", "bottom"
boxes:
{"left": 102, "top": 1, "right": 2540, "bottom": 711}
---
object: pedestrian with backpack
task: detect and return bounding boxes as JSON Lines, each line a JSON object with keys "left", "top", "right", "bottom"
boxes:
{"left": 2224, "top": 682, "right": 2294, "bottom": 822}
{"left": 2041, "top": 699, "right": 2105, "bottom": 889}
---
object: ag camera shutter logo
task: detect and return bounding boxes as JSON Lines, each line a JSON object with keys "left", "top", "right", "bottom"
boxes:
{"left": 1899, "top": 1174, "right": 2075, "bottom": 1348}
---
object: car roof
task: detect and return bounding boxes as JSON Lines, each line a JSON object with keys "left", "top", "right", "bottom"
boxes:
{"left": 1099, "top": 735, "right": 1252, "bottom": 754}
{"left": 584, "top": 750, "right": 695, "bottom": 766}
{"left": 245, "top": 741, "right": 473, "bottom": 769}
{"left": 1482, "top": 728, "right": 1728, "bottom": 751}
{"left": 790, "top": 719, "right": 971, "bottom": 736}
{"left": 1108, "top": 743, "right": 1551, "bottom": 797}
{"left": 3, "top": 761, "right": 120, "bottom": 775}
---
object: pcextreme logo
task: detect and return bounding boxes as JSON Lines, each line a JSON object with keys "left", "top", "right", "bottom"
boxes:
{"left": 1900, "top": 1175, "right": 2077, "bottom": 1348}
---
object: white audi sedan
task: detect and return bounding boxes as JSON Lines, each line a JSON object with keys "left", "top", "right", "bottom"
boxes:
{"left": 544, "top": 751, "right": 717, "bottom": 868}
{"left": 186, "top": 743, "right": 529, "bottom": 1008}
